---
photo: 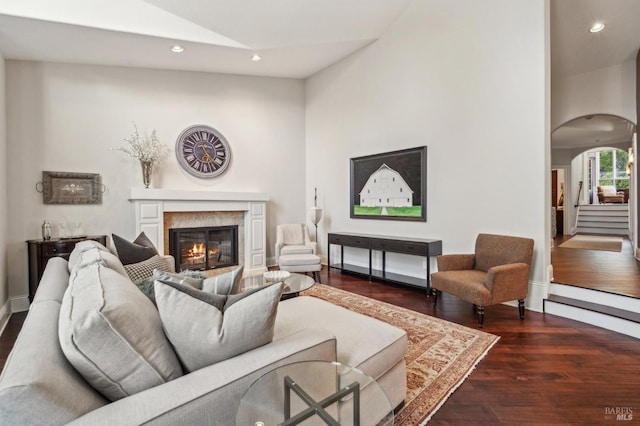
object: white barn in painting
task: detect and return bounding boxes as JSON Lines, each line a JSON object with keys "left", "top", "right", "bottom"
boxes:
{"left": 359, "top": 164, "right": 413, "bottom": 207}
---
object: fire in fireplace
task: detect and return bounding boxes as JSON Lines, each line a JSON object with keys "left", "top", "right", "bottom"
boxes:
{"left": 168, "top": 225, "right": 238, "bottom": 272}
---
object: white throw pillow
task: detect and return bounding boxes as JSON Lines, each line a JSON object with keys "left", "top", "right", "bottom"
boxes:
{"left": 602, "top": 185, "right": 617, "bottom": 196}
{"left": 154, "top": 280, "right": 283, "bottom": 372}
{"left": 59, "top": 263, "right": 183, "bottom": 401}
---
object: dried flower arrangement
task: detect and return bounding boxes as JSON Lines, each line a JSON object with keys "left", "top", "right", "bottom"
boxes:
{"left": 114, "top": 123, "right": 169, "bottom": 163}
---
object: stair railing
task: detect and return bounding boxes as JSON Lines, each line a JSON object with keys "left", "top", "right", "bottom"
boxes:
{"left": 574, "top": 180, "right": 583, "bottom": 208}
{"left": 574, "top": 180, "right": 583, "bottom": 233}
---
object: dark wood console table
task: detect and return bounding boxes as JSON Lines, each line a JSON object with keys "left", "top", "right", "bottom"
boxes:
{"left": 327, "top": 232, "right": 442, "bottom": 292}
{"left": 27, "top": 235, "right": 107, "bottom": 302}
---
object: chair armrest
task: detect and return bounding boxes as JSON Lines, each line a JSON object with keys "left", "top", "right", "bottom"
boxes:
{"left": 275, "top": 242, "right": 284, "bottom": 260}
{"left": 485, "top": 263, "right": 530, "bottom": 300}
{"left": 436, "top": 254, "right": 475, "bottom": 271}
{"left": 306, "top": 241, "right": 318, "bottom": 254}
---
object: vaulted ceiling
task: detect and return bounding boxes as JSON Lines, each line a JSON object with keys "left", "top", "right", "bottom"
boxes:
{"left": 0, "top": 0, "right": 638, "bottom": 148}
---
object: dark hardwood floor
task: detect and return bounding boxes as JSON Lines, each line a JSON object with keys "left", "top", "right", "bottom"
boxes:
{"left": 552, "top": 234, "right": 640, "bottom": 299}
{"left": 2, "top": 268, "right": 640, "bottom": 424}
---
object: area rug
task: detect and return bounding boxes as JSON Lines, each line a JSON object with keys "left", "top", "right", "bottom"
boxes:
{"left": 302, "top": 284, "right": 500, "bottom": 425}
{"left": 558, "top": 234, "right": 622, "bottom": 252}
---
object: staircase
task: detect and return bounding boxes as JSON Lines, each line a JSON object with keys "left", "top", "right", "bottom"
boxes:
{"left": 575, "top": 204, "right": 629, "bottom": 235}
{"left": 544, "top": 284, "right": 640, "bottom": 339}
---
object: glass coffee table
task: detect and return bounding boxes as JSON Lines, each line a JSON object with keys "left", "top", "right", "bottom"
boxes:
{"left": 241, "top": 273, "right": 315, "bottom": 300}
{"left": 236, "top": 361, "right": 393, "bottom": 426}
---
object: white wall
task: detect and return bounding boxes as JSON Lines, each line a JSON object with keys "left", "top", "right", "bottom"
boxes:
{"left": 306, "top": 0, "right": 549, "bottom": 309}
{"left": 0, "top": 53, "right": 8, "bottom": 321}
{"left": 552, "top": 61, "right": 637, "bottom": 130}
{"left": 6, "top": 61, "right": 306, "bottom": 300}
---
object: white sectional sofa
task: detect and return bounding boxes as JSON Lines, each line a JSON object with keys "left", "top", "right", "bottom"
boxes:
{"left": 0, "top": 244, "right": 407, "bottom": 425}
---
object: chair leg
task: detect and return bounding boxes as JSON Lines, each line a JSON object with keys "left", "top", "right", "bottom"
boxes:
{"left": 477, "top": 306, "right": 485, "bottom": 328}
{"left": 314, "top": 271, "right": 321, "bottom": 283}
{"left": 431, "top": 288, "right": 438, "bottom": 307}
{"left": 518, "top": 299, "right": 525, "bottom": 320}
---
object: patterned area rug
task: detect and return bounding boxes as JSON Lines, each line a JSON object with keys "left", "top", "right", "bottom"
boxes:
{"left": 558, "top": 235, "right": 623, "bottom": 252}
{"left": 302, "top": 284, "right": 500, "bottom": 426}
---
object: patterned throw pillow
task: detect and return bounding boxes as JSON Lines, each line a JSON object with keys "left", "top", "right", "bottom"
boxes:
{"left": 124, "top": 255, "right": 172, "bottom": 282}
{"left": 154, "top": 280, "right": 284, "bottom": 372}
{"left": 112, "top": 232, "right": 158, "bottom": 265}
{"left": 135, "top": 269, "right": 207, "bottom": 305}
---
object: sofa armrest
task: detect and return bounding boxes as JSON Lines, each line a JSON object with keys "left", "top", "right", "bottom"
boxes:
{"left": 485, "top": 263, "right": 530, "bottom": 301}
{"left": 436, "top": 254, "right": 475, "bottom": 271}
{"left": 68, "top": 329, "right": 337, "bottom": 426}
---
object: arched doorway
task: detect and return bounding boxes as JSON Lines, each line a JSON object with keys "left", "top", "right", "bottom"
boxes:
{"left": 551, "top": 114, "right": 639, "bottom": 298}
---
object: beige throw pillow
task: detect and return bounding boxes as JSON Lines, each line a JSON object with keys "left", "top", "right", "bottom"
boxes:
{"left": 59, "top": 263, "right": 183, "bottom": 401}
{"left": 154, "top": 280, "right": 283, "bottom": 372}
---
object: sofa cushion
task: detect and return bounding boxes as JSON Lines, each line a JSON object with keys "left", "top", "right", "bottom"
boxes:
{"left": 154, "top": 280, "right": 283, "bottom": 372}
{"left": 201, "top": 266, "right": 244, "bottom": 295}
{"left": 59, "top": 262, "right": 183, "bottom": 401}
{"left": 274, "top": 296, "right": 407, "bottom": 382}
{"left": 112, "top": 232, "right": 158, "bottom": 265}
{"left": 124, "top": 254, "right": 173, "bottom": 282}
{"left": 0, "top": 300, "right": 107, "bottom": 425}
{"left": 70, "top": 246, "right": 129, "bottom": 277}
{"left": 68, "top": 240, "right": 110, "bottom": 272}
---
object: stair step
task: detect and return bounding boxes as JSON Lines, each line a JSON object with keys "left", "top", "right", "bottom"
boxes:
{"left": 575, "top": 227, "right": 628, "bottom": 235}
{"left": 544, "top": 295, "right": 640, "bottom": 339}
{"left": 576, "top": 221, "right": 628, "bottom": 228}
{"left": 545, "top": 295, "right": 640, "bottom": 323}
{"left": 578, "top": 211, "right": 629, "bottom": 217}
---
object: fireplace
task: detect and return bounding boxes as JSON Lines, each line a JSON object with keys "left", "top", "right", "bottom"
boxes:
{"left": 169, "top": 225, "right": 238, "bottom": 272}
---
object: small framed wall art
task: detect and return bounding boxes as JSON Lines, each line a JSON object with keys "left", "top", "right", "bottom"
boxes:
{"left": 41, "top": 171, "right": 103, "bottom": 204}
{"left": 350, "top": 146, "right": 427, "bottom": 221}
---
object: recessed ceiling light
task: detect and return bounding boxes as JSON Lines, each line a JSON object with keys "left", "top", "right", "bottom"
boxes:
{"left": 589, "top": 22, "right": 605, "bottom": 33}
{"left": 251, "top": 54, "right": 262, "bottom": 61}
{"left": 171, "top": 45, "right": 185, "bottom": 53}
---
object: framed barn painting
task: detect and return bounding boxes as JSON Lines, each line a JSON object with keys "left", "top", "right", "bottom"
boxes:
{"left": 350, "top": 146, "right": 427, "bottom": 221}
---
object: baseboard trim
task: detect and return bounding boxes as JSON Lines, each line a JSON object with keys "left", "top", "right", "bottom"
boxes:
{"left": 10, "top": 296, "right": 30, "bottom": 313}
{"left": 0, "top": 299, "right": 11, "bottom": 338}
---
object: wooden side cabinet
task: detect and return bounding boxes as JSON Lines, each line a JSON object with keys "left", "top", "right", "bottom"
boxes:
{"left": 27, "top": 235, "right": 107, "bottom": 302}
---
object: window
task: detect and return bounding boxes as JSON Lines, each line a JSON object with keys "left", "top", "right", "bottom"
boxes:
{"left": 597, "top": 149, "right": 629, "bottom": 189}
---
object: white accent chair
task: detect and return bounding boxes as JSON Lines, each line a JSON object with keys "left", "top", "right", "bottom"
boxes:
{"left": 276, "top": 224, "right": 321, "bottom": 282}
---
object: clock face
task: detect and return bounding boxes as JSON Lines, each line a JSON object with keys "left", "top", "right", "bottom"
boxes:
{"left": 175, "top": 125, "right": 231, "bottom": 178}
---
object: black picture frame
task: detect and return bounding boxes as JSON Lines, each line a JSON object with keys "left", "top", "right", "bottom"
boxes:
{"left": 350, "top": 146, "right": 427, "bottom": 221}
{"left": 42, "top": 171, "right": 103, "bottom": 204}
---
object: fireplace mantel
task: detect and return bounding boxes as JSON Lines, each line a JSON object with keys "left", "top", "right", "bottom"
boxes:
{"left": 129, "top": 189, "right": 269, "bottom": 274}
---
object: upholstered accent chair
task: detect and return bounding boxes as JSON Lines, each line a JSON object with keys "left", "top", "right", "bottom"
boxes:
{"left": 275, "top": 224, "right": 317, "bottom": 261}
{"left": 431, "top": 233, "right": 534, "bottom": 328}
{"left": 597, "top": 185, "right": 625, "bottom": 204}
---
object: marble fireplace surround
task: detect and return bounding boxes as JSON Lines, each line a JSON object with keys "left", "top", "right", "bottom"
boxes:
{"left": 129, "top": 189, "right": 269, "bottom": 274}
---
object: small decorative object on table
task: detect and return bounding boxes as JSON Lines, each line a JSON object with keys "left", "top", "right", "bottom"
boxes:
{"left": 263, "top": 270, "right": 290, "bottom": 283}
{"left": 114, "top": 123, "right": 169, "bottom": 188}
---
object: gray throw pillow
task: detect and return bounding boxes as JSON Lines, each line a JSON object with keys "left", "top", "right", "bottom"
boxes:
{"left": 135, "top": 269, "right": 206, "bottom": 304}
{"left": 202, "top": 266, "right": 244, "bottom": 295}
{"left": 124, "top": 255, "right": 173, "bottom": 282}
{"left": 154, "top": 280, "right": 283, "bottom": 372}
{"left": 112, "top": 232, "right": 158, "bottom": 265}
{"left": 59, "top": 263, "right": 183, "bottom": 401}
